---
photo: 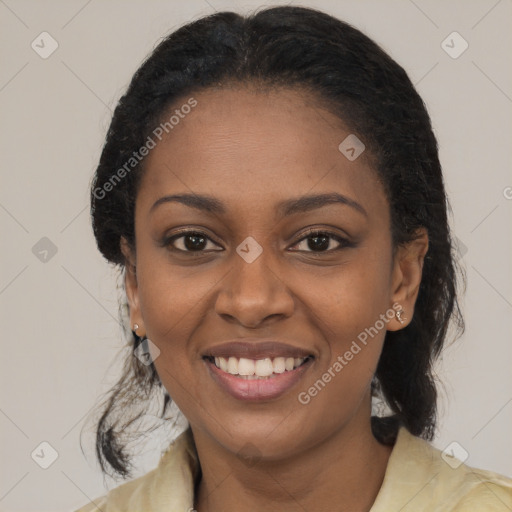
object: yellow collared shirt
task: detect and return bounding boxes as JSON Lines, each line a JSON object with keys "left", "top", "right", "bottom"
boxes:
{"left": 76, "top": 427, "right": 512, "bottom": 511}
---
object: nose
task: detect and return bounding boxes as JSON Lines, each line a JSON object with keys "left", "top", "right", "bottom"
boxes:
{"left": 214, "top": 246, "right": 295, "bottom": 328}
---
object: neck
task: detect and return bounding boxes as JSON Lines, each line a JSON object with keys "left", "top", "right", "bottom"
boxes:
{"left": 193, "top": 412, "right": 393, "bottom": 512}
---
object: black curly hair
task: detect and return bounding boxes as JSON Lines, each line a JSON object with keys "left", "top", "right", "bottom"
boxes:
{"left": 85, "top": 5, "right": 464, "bottom": 479}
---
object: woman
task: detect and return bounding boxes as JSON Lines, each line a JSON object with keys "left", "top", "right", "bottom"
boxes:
{"left": 76, "top": 6, "right": 512, "bottom": 511}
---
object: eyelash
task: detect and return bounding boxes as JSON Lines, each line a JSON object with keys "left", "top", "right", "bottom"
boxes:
{"left": 163, "top": 228, "right": 352, "bottom": 255}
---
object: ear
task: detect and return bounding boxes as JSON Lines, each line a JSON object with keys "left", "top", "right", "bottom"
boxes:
{"left": 387, "top": 228, "right": 429, "bottom": 331}
{"left": 120, "top": 237, "right": 144, "bottom": 336}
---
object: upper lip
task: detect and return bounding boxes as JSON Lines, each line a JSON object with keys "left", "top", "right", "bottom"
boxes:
{"left": 202, "top": 340, "right": 314, "bottom": 360}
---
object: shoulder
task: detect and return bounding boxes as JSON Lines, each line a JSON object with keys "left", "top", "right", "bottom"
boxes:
{"left": 74, "top": 428, "right": 199, "bottom": 512}
{"left": 74, "top": 467, "right": 159, "bottom": 512}
{"left": 371, "top": 427, "right": 512, "bottom": 512}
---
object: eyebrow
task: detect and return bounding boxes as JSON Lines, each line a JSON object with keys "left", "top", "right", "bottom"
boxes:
{"left": 150, "top": 192, "right": 367, "bottom": 217}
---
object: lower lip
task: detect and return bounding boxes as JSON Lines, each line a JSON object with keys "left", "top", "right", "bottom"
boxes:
{"left": 204, "top": 358, "right": 313, "bottom": 402}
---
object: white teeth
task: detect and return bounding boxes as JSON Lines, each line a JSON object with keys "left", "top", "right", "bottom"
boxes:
{"left": 273, "top": 357, "right": 286, "bottom": 374}
{"left": 255, "top": 358, "right": 274, "bottom": 377}
{"left": 227, "top": 357, "right": 238, "bottom": 375}
{"left": 219, "top": 357, "right": 228, "bottom": 372}
{"left": 211, "top": 355, "right": 308, "bottom": 377}
{"left": 238, "top": 357, "right": 255, "bottom": 376}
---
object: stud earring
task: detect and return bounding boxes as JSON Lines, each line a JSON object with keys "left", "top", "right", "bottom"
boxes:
{"left": 133, "top": 323, "right": 139, "bottom": 331}
{"left": 396, "top": 308, "right": 406, "bottom": 325}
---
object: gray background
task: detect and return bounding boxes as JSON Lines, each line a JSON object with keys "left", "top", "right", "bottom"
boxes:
{"left": 1, "top": 0, "right": 511, "bottom": 510}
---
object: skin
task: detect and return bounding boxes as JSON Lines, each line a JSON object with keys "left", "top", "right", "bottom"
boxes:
{"left": 121, "top": 86, "right": 429, "bottom": 512}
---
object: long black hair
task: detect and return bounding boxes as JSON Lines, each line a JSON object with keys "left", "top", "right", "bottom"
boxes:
{"left": 86, "top": 5, "right": 464, "bottom": 479}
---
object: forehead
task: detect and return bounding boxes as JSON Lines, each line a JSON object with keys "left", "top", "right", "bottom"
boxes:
{"left": 137, "top": 86, "right": 387, "bottom": 222}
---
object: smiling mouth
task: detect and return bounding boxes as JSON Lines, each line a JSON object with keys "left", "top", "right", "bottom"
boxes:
{"left": 203, "top": 355, "right": 313, "bottom": 379}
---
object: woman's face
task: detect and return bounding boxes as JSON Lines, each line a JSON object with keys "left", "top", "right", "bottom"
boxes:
{"left": 123, "top": 86, "right": 426, "bottom": 460}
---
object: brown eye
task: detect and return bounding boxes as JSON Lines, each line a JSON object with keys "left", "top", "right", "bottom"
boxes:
{"left": 165, "top": 231, "right": 222, "bottom": 253}
{"left": 291, "top": 230, "right": 350, "bottom": 252}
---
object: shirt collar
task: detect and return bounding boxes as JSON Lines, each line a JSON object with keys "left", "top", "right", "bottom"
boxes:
{"left": 151, "top": 425, "right": 464, "bottom": 511}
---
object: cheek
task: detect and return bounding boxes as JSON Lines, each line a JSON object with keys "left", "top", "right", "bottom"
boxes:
{"left": 134, "top": 248, "right": 246, "bottom": 424}
{"left": 293, "top": 247, "right": 392, "bottom": 409}
{"left": 294, "top": 270, "right": 391, "bottom": 433}
{"left": 137, "top": 266, "right": 206, "bottom": 423}
{"left": 297, "top": 248, "right": 393, "bottom": 346}
{"left": 136, "top": 251, "right": 217, "bottom": 343}
{"left": 134, "top": 253, "right": 207, "bottom": 392}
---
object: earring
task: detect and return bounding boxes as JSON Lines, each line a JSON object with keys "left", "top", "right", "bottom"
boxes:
{"left": 396, "top": 308, "right": 406, "bottom": 325}
{"left": 133, "top": 323, "right": 139, "bottom": 331}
